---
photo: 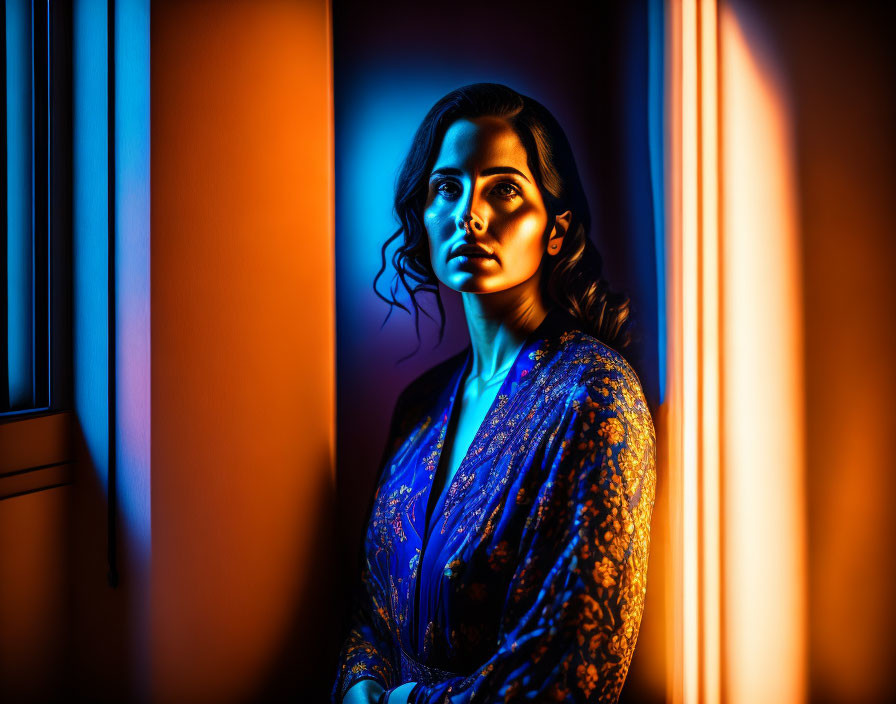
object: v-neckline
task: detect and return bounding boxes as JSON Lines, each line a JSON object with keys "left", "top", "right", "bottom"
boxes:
{"left": 420, "top": 348, "right": 512, "bottom": 545}
{"left": 419, "top": 309, "right": 559, "bottom": 546}
{"left": 409, "top": 306, "right": 568, "bottom": 655}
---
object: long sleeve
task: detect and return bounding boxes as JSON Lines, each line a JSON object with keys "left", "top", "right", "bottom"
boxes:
{"left": 407, "top": 359, "right": 656, "bottom": 703}
{"left": 331, "top": 556, "right": 398, "bottom": 702}
{"left": 332, "top": 382, "right": 423, "bottom": 702}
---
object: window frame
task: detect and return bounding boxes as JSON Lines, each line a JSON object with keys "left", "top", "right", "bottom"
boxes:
{"left": 0, "top": 0, "right": 73, "bottom": 501}
{"left": 1, "top": 0, "right": 72, "bottom": 420}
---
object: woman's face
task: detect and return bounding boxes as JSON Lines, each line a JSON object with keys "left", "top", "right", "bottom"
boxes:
{"left": 423, "top": 117, "right": 567, "bottom": 295}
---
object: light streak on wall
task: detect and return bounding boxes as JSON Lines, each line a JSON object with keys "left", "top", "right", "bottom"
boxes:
{"left": 114, "top": 0, "right": 151, "bottom": 571}
{"left": 678, "top": 0, "right": 699, "bottom": 701}
{"left": 719, "top": 4, "right": 807, "bottom": 702}
{"left": 114, "top": 0, "right": 152, "bottom": 692}
{"left": 664, "top": 1, "right": 706, "bottom": 701}
{"left": 667, "top": 1, "right": 807, "bottom": 701}
{"left": 73, "top": 0, "right": 110, "bottom": 489}
{"left": 663, "top": 0, "right": 683, "bottom": 699}
{"left": 698, "top": 1, "right": 721, "bottom": 703}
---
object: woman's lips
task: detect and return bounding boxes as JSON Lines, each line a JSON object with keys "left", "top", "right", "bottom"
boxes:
{"left": 452, "top": 254, "right": 496, "bottom": 265}
{"left": 452, "top": 252, "right": 496, "bottom": 269}
{"left": 450, "top": 245, "right": 495, "bottom": 259}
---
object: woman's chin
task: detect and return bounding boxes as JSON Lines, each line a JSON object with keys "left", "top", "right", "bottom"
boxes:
{"left": 443, "top": 273, "right": 502, "bottom": 294}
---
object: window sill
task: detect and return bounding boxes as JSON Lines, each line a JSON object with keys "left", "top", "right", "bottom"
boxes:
{"left": 0, "top": 411, "right": 73, "bottom": 501}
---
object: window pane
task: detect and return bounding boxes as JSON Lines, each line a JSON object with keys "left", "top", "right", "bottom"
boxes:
{"left": 5, "top": 0, "right": 33, "bottom": 410}
{"left": 4, "top": 0, "right": 50, "bottom": 415}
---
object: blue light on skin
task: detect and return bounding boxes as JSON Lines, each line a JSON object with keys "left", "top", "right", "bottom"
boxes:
{"left": 421, "top": 116, "right": 571, "bottom": 506}
{"left": 423, "top": 117, "right": 570, "bottom": 311}
{"left": 334, "top": 67, "right": 533, "bottom": 334}
{"left": 6, "top": 0, "right": 32, "bottom": 409}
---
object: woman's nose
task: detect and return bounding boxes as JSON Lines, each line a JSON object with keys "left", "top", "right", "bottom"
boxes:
{"left": 456, "top": 191, "right": 486, "bottom": 234}
{"left": 458, "top": 213, "right": 485, "bottom": 234}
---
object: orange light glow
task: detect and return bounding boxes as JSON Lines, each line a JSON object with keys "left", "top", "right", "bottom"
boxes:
{"left": 667, "top": 2, "right": 806, "bottom": 702}
{"left": 665, "top": 2, "right": 719, "bottom": 702}
{"left": 679, "top": 3, "right": 700, "bottom": 703}
{"left": 719, "top": 4, "right": 807, "bottom": 703}
{"left": 698, "top": 2, "right": 721, "bottom": 703}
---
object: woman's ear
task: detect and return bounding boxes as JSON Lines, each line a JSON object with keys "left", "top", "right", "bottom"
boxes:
{"left": 547, "top": 210, "right": 572, "bottom": 256}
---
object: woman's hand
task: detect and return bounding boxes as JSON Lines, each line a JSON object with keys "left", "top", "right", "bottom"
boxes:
{"left": 342, "top": 680, "right": 418, "bottom": 704}
{"left": 387, "top": 682, "right": 418, "bottom": 703}
{"left": 343, "top": 679, "right": 385, "bottom": 704}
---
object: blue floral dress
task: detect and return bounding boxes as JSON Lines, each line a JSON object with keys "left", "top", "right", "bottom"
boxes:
{"left": 332, "top": 307, "right": 656, "bottom": 703}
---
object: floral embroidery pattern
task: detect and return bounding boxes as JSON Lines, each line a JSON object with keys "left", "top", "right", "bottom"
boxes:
{"left": 332, "top": 309, "right": 656, "bottom": 703}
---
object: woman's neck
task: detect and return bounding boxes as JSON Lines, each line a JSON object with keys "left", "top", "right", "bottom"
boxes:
{"left": 460, "top": 282, "right": 550, "bottom": 383}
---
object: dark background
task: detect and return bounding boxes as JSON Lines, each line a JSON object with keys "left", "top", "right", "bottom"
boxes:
{"left": 333, "top": 1, "right": 665, "bottom": 701}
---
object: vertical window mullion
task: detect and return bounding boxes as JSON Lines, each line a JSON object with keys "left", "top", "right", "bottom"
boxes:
{"left": 1, "top": 0, "right": 9, "bottom": 411}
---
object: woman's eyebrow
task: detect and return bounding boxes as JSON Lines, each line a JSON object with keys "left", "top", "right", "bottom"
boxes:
{"left": 430, "top": 166, "right": 531, "bottom": 183}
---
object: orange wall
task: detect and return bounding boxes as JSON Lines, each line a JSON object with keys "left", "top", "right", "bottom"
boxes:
{"left": 0, "top": 488, "right": 69, "bottom": 701}
{"left": 0, "top": 412, "right": 72, "bottom": 702}
{"left": 150, "top": 1, "right": 336, "bottom": 701}
{"left": 721, "top": 3, "right": 896, "bottom": 701}
{"left": 776, "top": 6, "right": 896, "bottom": 702}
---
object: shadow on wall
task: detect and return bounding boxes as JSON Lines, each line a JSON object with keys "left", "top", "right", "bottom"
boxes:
{"left": 254, "top": 453, "right": 340, "bottom": 702}
{"left": 68, "top": 421, "right": 133, "bottom": 702}
{"left": 0, "top": 415, "right": 134, "bottom": 702}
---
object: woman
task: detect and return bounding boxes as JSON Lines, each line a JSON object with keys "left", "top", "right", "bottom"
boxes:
{"left": 332, "top": 83, "right": 656, "bottom": 703}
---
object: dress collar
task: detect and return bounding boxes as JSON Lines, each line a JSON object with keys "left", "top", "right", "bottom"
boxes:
{"left": 456, "top": 305, "right": 578, "bottom": 383}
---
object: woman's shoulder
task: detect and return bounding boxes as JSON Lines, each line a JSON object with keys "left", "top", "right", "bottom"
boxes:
{"left": 397, "top": 346, "right": 467, "bottom": 404}
{"left": 386, "top": 347, "right": 467, "bottom": 427}
{"left": 555, "top": 331, "right": 657, "bottom": 485}
{"left": 553, "top": 328, "right": 647, "bottom": 404}
{"left": 377, "top": 348, "right": 467, "bottom": 458}
{"left": 548, "top": 329, "right": 654, "bottom": 455}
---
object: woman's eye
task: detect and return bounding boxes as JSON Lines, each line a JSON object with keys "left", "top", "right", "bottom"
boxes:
{"left": 434, "top": 180, "right": 461, "bottom": 199}
{"left": 491, "top": 182, "right": 521, "bottom": 200}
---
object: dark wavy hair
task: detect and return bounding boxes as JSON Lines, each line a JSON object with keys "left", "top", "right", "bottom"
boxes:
{"left": 374, "top": 82, "right": 631, "bottom": 361}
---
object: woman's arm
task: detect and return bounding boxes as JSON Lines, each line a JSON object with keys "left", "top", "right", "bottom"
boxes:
{"left": 331, "top": 558, "right": 398, "bottom": 702}
{"left": 407, "top": 362, "right": 656, "bottom": 703}
{"left": 332, "top": 383, "right": 420, "bottom": 702}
